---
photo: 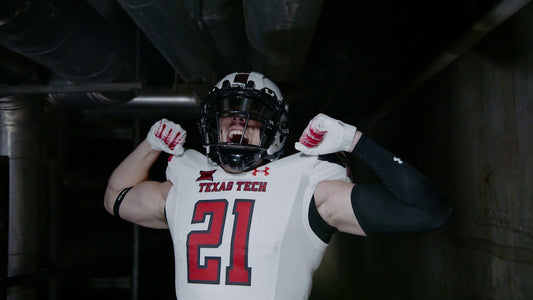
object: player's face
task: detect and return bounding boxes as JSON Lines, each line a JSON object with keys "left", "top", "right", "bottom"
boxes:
{"left": 218, "top": 114, "right": 262, "bottom": 146}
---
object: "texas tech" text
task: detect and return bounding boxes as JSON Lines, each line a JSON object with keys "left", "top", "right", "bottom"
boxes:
{"left": 198, "top": 181, "right": 267, "bottom": 193}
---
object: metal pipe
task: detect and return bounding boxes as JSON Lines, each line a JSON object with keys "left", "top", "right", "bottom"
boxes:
{"left": 124, "top": 89, "right": 199, "bottom": 108}
{"left": 47, "top": 160, "right": 59, "bottom": 300}
{"left": 0, "top": 94, "right": 46, "bottom": 299}
{"left": 79, "top": 89, "right": 201, "bottom": 119}
{"left": 0, "top": 83, "right": 143, "bottom": 95}
{"left": 131, "top": 120, "right": 141, "bottom": 300}
{"left": 0, "top": 0, "right": 135, "bottom": 84}
{"left": 0, "top": 0, "right": 138, "bottom": 108}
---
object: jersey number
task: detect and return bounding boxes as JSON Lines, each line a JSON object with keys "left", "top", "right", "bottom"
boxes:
{"left": 187, "top": 199, "right": 255, "bottom": 285}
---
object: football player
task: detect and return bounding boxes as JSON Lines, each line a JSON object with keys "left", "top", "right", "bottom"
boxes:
{"left": 104, "top": 71, "right": 452, "bottom": 299}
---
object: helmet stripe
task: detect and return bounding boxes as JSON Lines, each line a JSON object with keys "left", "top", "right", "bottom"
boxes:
{"left": 234, "top": 72, "right": 251, "bottom": 84}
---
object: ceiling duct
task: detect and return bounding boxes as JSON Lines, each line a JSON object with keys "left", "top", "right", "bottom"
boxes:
{"left": 116, "top": 0, "right": 217, "bottom": 83}
{"left": 0, "top": 0, "right": 138, "bottom": 106}
{"left": 242, "top": 0, "right": 324, "bottom": 83}
{"left": 183, "top": 0, "right": 250, "bottom": 76}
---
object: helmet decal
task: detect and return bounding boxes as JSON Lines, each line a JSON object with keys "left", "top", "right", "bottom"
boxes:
{"left": 234, "top": 73, "right": 252, "bottom": 85}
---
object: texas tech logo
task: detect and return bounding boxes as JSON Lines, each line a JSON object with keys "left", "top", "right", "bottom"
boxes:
{"left": 196, "top": 170, "right": 216, "bottom": 181}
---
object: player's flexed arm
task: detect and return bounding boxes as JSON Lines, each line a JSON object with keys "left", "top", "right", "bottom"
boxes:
{"left": 104, "top": 119, "right": 186, "bottom": 229}
{"left": 296, "top": 114, "right": 453, "bottom": 236}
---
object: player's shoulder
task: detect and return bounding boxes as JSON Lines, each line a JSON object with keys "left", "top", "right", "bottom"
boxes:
{"left": 278, "top": 151, "right": 349, "bottom": 167}
{"left": 280, "top": 152, "right": 351, "bottom": 182}
{"left": 273, "top": 152, "right": 316, "bottom": 167}
{"left": 168, "top": 148, "right": 208, "bottom": 168}
{"left": 166, "top": 149, "right": 211, "bottom": 183}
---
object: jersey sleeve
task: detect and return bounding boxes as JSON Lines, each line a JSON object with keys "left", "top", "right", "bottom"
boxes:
{"left": 309, "top": 152, "right": 351, "bottom": 185}
{"left": 165, "top": 149, "right": 206, "bottom": 184}
{"left": 164, "top": 149, "right": 208, "bottom": 234}
{"left": 165, "top": 155, "right": 180, "bottom": 184}
{"left": 306, "top": 152, "right": 351, "bottom": 243}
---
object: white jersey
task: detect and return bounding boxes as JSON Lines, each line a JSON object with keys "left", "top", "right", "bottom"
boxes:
{"left": 165, "top": 149, "right": 350, "bottom": 300}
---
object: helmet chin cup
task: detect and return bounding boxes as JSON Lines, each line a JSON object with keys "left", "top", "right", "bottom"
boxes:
{"left": 217, "top": 147, "right": 263, "bottom": 172}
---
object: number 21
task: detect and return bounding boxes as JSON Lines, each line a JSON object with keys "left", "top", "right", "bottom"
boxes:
{"left": 187, "top": 199, "right": 254, "bottom": 285}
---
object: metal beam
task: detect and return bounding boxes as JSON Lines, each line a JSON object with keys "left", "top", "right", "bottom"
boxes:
{"left": 0, "top": 82, "right": 143, "bottom": 95}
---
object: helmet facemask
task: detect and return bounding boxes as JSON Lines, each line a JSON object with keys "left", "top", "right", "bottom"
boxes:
{"left": 199, "top": 76, "right": 289, "bottom": 173}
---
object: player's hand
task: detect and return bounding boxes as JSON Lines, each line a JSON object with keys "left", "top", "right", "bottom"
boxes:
{"left": 146, "top": 118, "right": 186, "bottom": 155}
{"left": 295, "top": 113, "right": 357, "bottom": 155}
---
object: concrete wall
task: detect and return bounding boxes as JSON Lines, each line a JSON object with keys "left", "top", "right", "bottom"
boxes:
{"left": 311, "top": 2, "right": 532, "bottom": 299}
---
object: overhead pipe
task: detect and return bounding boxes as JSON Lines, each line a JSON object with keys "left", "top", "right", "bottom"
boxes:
{"left": 116, "top": 0, "right": 217, "bottom": 82}
{"left": 185, "top": 0, "right": 251, "bottom": 75}
{"left": 124, "top": 88, "right": 200, "bottom": 108}
{"left": 80, "top": 87, "right": 202, "bottom": 119}
{"left": 0, "top": 82, "right": 142, "bottom": 96}
{"left": 0, "top": 0, "right": 138, "bottom": 106}
{"left": 242, "top": 0, "right": 324, "bottom": 83}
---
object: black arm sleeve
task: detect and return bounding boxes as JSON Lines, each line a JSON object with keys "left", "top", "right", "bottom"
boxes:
{"left": 350, "top": 135, "right": 453, "bottom": 235}
{"left": 309, "top": 196, "right": 338, "bottom": 243}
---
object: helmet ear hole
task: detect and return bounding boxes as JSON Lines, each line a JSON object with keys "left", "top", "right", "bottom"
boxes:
{"left": 222, "top": 80, "right": 231, "bottom": 88}
{"left": 246, "top": 81, "right": 255, "bottom": 89}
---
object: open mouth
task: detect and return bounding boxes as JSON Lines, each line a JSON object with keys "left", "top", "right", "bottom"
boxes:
{"left": 229, "top": 129, "right": 249, "bottom": 144}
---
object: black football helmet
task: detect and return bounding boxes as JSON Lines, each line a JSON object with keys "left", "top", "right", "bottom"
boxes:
{"left": 199, "top": 72, "right": 289, "bottom": 172}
